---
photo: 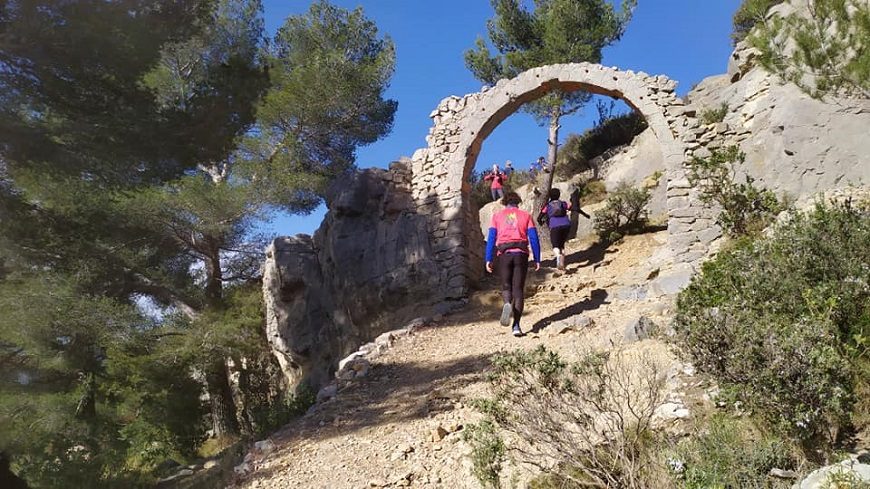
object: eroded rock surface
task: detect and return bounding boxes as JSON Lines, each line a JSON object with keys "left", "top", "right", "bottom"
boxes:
{"left": 263, "top": 161, "right": 444, "bottom": 389}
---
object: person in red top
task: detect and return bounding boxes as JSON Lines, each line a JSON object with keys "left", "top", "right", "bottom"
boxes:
{"left": 483, "top": 164, "right": 506, "bottom": 201}
{"left": 485, "top": 192, "right": 542, "bottom": 337}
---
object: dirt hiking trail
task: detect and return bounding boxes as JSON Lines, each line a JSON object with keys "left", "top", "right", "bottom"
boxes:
{"left": 232, "top": 231, "right": 694, "bottom": 489}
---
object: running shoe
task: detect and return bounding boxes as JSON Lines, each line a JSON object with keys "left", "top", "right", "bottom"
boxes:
{"left": 512, "top": 324, "right": 523, "bottom": 337}
{"left": 499, "top": 303, "right": 512, "bottom": 327}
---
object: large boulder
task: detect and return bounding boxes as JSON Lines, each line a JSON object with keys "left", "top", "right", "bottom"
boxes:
{"left": 263, "top": 161, "right": 443, "bottom": 390}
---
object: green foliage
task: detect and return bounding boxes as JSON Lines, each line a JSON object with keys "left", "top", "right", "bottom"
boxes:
{"left": 0, "top": 272, "right": 196, "bottom": 488}
{"left": 674, "top": 199, "right": 870, "bottom": 451}
{"left": 476, "top": 346, "right": 666, "bottom": 489}
{"left": 557, "top": 109, "right": 648, "bottom": 179}
{"left": 593, "top": 182, "right": 651, "bottom": 242}
{"left": 686, "top": 146, "right": 784, "bottom": 237}
{"left": 578, "top": 179, "right": 608, "bottom": 206}
{"left": 463, "top": 420, "right": 506, "bottom": 488}
{"left": 822, "top": 467, "right": 870, "bottom": 489}
{"left": 732, "top": 0, "right": 786, "bottom": 43}
{"left": 749, "top": 0, "right": 870, "bottom": 98}
{"left": 699, "top": 103, "right": 729, "bottom": 125}
{"left": 0, "top": 0, "right": 211, "bottom": 186}
{"left": 240, "top": 0, "right": 398, "bottom": 213}
{"left": 0, "top": 0, "right": 397, "bottom": 485}
{"left": 669, "top": 414, "right": 799, "bottom": 488}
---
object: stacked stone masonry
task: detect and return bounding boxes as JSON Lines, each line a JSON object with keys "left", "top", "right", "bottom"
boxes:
{"left": 409, "top": 62, "right": 712, "bottom": 297}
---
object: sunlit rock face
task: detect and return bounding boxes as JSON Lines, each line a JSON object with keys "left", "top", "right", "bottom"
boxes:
{"left": 263, "top": 161, "right": 442, "bottom": 390}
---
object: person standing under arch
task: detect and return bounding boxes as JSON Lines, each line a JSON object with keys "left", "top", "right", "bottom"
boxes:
{"left": 485, "top": 192, "right": 541, "bottom": 337}
{"left": 484, "top": 164, "right": 506, "bottom": 201}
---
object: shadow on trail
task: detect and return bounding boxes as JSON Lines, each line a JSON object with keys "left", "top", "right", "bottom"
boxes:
{"left": 528, "top": 288, "right": 610, "bottom": 334}
{"left": 565, "top": 240, "right": 615, "bottom": 269}
{"left": 245, "top": 349, "right": 491, "bottom": 484}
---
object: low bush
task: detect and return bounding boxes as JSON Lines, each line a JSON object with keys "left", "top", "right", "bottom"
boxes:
{"left": 674, "top": 199, "right": 870, "bottom": 453}
{"left": 686, "top": 145, "right": 784, "bottom": 236}
{"left": 577, "top": 179, "right": 607, "bottom": 206}
{"left": 471, "top": 346, "right": 667, "bottom": 489}
{"left": 593, "top": 182, "right": 651, "bottom": 242}
{"left": 668, "top": 414, "right": 800, "bottom": 488}
{"left": 699, "top": 103, "right": 729, "bottom": 125}
{"left": 463, "top": 420, "right": 505, "bottom": 488}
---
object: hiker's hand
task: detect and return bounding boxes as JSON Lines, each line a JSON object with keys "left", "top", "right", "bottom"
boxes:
{"left": 486, "top": 261, "right": 493, "bottom": 273}
{"left": 534, "top": 262, "right": 541, "bottom": 272}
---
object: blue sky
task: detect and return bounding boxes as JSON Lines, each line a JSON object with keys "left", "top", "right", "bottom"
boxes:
{"left": 259, "top": 0, "right": 742, "bottom": 236}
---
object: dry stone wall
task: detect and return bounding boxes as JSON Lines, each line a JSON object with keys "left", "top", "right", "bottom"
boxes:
{"left": 409, "top": 63, "right": 713, "bottom": 296}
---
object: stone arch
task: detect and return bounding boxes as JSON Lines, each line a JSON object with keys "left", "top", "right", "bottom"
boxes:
{"left": 409, "top": 63, "right": 713, "bottom": 299}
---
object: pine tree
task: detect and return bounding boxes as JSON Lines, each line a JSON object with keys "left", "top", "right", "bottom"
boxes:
{"left": 748, "top": 0, "right": 869, "bottom": 99}
{"left": 465, "top": 0, "right": 636, "bottom": 197}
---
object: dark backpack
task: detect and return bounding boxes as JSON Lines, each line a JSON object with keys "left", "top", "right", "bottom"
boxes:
{"left": 547, "top": 200, "right": 567, "bottom": 218}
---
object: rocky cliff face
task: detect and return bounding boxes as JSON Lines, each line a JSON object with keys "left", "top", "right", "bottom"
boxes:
{"left": 686, "top": 42, "right": 869, "bottom": 201}
{"left": 263, "top": 161, "right": 445, "bottom": 390}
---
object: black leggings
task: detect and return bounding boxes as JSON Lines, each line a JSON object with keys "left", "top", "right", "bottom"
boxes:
{"left": 550, "top": 226, "right": 570, "bottom": 250}
{"left": 498, "top": 252, "right": 529, "bottom": 323}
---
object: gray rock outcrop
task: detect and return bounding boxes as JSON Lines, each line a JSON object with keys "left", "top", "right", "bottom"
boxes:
{"left": 263, "top": 161, "right": 445, "bottom": 390}
{"left": 686, "top": 46, "right": 869, "bottom": 203}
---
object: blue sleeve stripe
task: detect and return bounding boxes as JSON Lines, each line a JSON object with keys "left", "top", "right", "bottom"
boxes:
{"left": 485, "top": 228, "right": 497, "bottom": 262}
{"left": 528, "top": 227, "right": 541, "bottom": 263}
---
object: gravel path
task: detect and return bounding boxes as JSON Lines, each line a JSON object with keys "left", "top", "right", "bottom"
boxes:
{"left": 232, "top": 231, "right": 682, "bottom": 489}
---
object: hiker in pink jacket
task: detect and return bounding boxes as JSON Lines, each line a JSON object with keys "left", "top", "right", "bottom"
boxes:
{"left": 484, "top": 164, "right": 506, "bottom": 201}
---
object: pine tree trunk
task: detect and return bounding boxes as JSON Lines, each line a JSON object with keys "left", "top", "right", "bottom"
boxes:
{"left": 203, "top": 249, "right": 223, "bottom": 309}
{"left": 206, "top": 361, "right": 240, "bottom": 438}
{"left": 544, "top": 108, "right": 561, "bottom": 195}
{"left": 536, "top": 107, "right": 562, "bottom": 254}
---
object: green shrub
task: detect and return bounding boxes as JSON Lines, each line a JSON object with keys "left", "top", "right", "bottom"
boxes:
{"left": 593, "top": 182, "right": 651, "bottom": 242}
{"left": 686, "top": 146, "right": 784, "bottom": 237}
{"left": 464, "top": 419, "right": 506, "bottom": 488}
{"left": 668, "top": 414, "right": 800, "bottom": 488}
{"left": 674, "top": 199, "right": 870, "bottom": 452}
{"left": 733, "top": 0, "right": 786, "bottom": 44}
{"left": 475, "top": 346, "right": 667, "bottom": 489}
{"left": 699, "top": 103, "right": 729, "bottom": 125}
{"left": 578, "top": 179, "right": 607, "bottom": 206}
{"left": 557, "top": 111, "right": 647, "bottom": 179}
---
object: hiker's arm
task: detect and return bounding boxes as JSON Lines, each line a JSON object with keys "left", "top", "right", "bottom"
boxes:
{"left": 536, "top": 206, "right": 548, "bottom": 226}
{"left": 485, "top": 225, "right": 497, "bottom": 273}
{"left": 528, "top": 227, "right": 541, "bottom": 264}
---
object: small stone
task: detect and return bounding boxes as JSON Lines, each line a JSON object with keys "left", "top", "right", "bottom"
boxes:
{"left": 431, "top": 426, "right": 449, "bottom": 442}
{"left": 769, "top": 468, "right": 799, "bottom": 479}
{"left": 203, "top": 460, "right": 219, "bottom": 470}
{"left": 316, "top": 384, "right": 338, "bottom": 402}
{"left": 624, "top": 316, "right": 658, "bottom": 342}
{"left": 655, "top": 402, "right": 691, "bottom": 420}
{"left": 254, "top": 439, "right": 276, "bottom": 456}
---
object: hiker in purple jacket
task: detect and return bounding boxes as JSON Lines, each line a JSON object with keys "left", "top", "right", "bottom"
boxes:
{"left": 537, "top": 187, "right": 590, "bottom": 269}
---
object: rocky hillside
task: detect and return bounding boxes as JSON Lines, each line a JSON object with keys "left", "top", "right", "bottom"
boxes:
{"left": 247, "top": 4, "right": 870, "bottom": 486}
{"left": 238, "top": 231, "right": 692, "bottom": 489}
